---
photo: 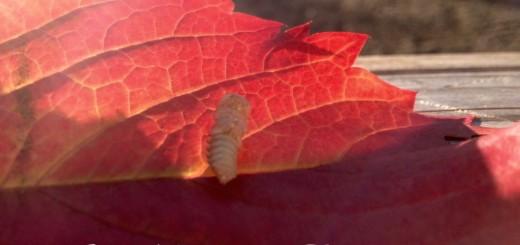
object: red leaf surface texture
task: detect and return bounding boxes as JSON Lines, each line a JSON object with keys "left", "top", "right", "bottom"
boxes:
{"left": 0, "top": 0, "right": 519, "bottom": 244}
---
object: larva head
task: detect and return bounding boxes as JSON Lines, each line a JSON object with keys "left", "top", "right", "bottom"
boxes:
{"left": 217, "top": 93, "right": 251, "bottom": 118}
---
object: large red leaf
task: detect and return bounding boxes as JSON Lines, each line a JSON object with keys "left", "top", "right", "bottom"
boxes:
{"left": 3, "top": 123, "right": 519, "bottom": 244}
{"left": 1, "top": 0, "right": 519, "bottom": 244}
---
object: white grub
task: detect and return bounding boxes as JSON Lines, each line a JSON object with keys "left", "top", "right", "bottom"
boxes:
{"left": 207, "top": 93, "right": 251, "bottom": 184}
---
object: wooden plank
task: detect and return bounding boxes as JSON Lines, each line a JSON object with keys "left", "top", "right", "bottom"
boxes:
{"left": 355, "top": 52, "right": 520, "bottom": 74}
{"left": 354, "top": 53, "right": 520, "bottom": 127}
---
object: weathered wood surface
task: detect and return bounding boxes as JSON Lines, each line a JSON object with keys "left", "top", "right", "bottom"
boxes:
{"left": 355, "top": 52, "right": 520, "bottom": 127}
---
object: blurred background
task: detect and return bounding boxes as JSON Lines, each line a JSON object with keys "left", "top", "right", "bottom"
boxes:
{"left": 234, "top": 0, "right": 519, "bottom": 55}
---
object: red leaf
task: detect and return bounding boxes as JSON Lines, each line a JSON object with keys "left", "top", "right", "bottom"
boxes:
{"left": 1, "top": 0, "right": 519, "bottom": 244}
{"left": 1, "top": 0, "right": 371, "bottom": 187}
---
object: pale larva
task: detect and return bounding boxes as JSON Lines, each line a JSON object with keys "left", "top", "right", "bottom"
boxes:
{"left": 207, "top": 93, "right": 251, "bottom": 184}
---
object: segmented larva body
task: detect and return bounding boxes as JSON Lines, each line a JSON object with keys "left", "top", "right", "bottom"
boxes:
{"left": 207, "top": 93, "right": 251, "bottom": 184}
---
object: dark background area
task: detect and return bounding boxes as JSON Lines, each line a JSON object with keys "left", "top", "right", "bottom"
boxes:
{"left": 235, "top": 0, "right": 519, "bottom": 55}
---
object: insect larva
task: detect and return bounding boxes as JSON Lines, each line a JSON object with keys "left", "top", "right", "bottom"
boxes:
{"left": 207, "top": 93, "right": 251, "bottom": 184}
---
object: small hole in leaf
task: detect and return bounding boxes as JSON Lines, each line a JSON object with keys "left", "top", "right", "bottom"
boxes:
{"left": 444, "top": 134, "right": 483, "bottom": 144}
{"left": 444, "top": 136, "right": 469, "bottom": 142}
